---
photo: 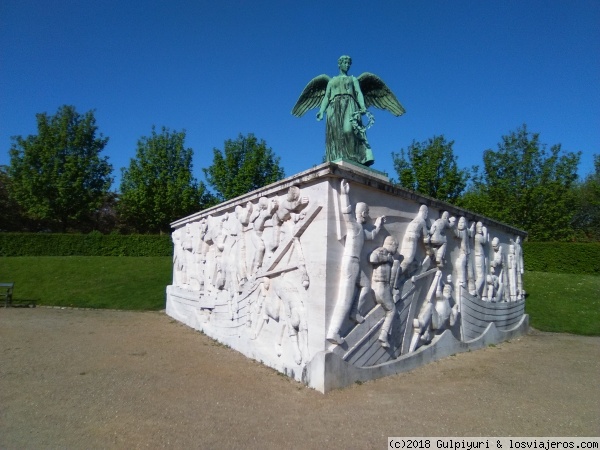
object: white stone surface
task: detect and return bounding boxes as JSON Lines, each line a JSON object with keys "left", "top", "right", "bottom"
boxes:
{"left": 166, "top": 162, "right": 528, "bottom": 392}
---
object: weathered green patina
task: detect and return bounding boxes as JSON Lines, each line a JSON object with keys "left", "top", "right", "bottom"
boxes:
{"left": 292, "top": 56, "right": 405, "bottom": 167}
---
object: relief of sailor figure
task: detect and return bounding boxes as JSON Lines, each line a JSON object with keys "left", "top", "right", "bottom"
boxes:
{"left": 369, "top": 236, "right": 400, "bottom": 348}
{"left": 327, "top": 179, "right": 384, "bottom": 345}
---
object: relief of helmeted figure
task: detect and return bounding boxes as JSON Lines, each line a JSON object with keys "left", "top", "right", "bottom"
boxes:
{"left": 429, "top": 211, "right": 456, "bottom": 268}
{"left": 369, "top": 236, "right": 399, "bottom": 348}
{"left": 454, "top": 217, "right": 476, "bottom": 296}
{"left": 326, "top": 179, "right": 385, "bottom": 345}
{"left": 473, "top": 222, "right": 489, "bottom": 299}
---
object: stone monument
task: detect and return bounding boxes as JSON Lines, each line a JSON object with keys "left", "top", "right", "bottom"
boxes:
{"left": 165, "top": 57, "right": 527, "bottom": 392}
{"left": 166, "top": 164, "right": 528, "bottom": 392}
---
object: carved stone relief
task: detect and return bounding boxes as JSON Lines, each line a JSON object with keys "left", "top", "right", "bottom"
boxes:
{"left": 369, "top": 236, "right": 399, "bottom": 348}
{"left": 322, "top": 182, "right": 529, "bottom": 361}
{"left": 166, "top": 166, "right": 528, "bottom": 392}
{"left": 169, "top": 183, "right": 319, "bottom": 370}
{"left": 428, "top": 211, "right": 456, "bottom": 268}
{"left": 489, "top": 237, "right": 506, "bottom": 302}
{"left": 513, "top": 236, "right": 525, "bottom": 300}
{"left": 473, "top": 222, "right": 489, "bottom": 300}
{"left": 453, "top": 217, "right": 476, "bottom": 296}
{"left": 326, "top": 179, "right": 384, "bottom": 345}
{"left": 397, "top": 205, "right": 430, "bottom": 280}
{"left": 507, "top": 244, "right": 518, "bottom": 301}
{"left": 249, "top": 197, "right": 278, "bottom": 274}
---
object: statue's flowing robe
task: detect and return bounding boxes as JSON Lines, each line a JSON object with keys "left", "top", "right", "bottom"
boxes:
{"left": 325, "top": 86, "right": 373, "bottom": 166}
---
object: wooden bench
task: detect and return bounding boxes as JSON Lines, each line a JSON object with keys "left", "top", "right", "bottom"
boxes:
{"left": 1, "top": 282, "right": 14, "bottom": 307}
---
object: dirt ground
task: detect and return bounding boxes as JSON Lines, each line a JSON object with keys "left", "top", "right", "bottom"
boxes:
{"left": 1, "top": 307, "right": 598, "bottom": 449}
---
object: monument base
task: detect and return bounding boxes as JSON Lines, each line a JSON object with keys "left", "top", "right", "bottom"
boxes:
{"left": 330, "top": 158, "right": 389, "bottom": 181}
{"left": 166, "top": 162, "right": 528, "bottom": 392}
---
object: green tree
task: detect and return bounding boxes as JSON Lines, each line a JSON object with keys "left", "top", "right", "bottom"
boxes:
{"left": 90, "top": 191, "right": 120, "bottom": 234}
{"left": 0, "top": 165, "right": 28, "bottom": 231}
{"left": 572, "top": 154, "right": 600, "bottom": 241}
{"left": 8, "top": 105, "right": 113, "bottom": 232}
{"left": 203, "top": 133, "right": 285, "bottom": 201}
{"left": 118, "top": 126, "right": 213, "bottom": 234}
{"left": 460, "top": 125, "right": 581, "bottom": 241}
{"left": 392, "top": 136, "right": 469, "bottom": 203}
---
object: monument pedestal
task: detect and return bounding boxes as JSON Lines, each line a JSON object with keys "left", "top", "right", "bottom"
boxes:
{"left": 166, "top": 162, "right": 528, "bottom": 392}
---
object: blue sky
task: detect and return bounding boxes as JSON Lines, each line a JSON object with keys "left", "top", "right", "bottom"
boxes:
{"left": 1, "top": 0, "right": 598, "bottom": 192}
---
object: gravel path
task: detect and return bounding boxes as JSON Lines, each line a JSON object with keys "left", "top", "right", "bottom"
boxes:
{"left": 1, "top": 308, "right": 598, "bottom": 449}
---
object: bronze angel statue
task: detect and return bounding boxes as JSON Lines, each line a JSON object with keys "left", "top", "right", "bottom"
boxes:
{"left": 292, "top": 55, "right": 405, "bottom": 167}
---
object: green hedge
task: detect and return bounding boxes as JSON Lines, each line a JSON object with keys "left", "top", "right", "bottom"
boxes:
{"left": 1, "top": 233, "right": 597, "bottom": 275}
{"left": 523, "top": 242, "right": 600, "bottom": 275}
{"left": 0, "top": 232, "right": 172, "bottom": 257}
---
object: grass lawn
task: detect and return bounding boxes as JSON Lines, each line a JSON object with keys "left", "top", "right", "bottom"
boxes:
{"left": 0, "top": 256, "right": 172, "bottom": 310}
{"left": 1, "top": 257, "right": 598, "bottom": 336}
{"left": 524, "top": 271, "right": 600, "bottom": 336}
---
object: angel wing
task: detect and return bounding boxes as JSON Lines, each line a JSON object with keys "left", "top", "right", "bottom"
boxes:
{"left": 291, "top": 74, "right": 330, "bottom": 117}
{"left": 358, "top": 72, "right": 405, "bottom": 117}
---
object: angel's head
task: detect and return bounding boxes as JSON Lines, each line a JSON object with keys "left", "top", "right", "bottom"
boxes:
{"left": 338, "top": 55, "right": 352, "bottom": 72}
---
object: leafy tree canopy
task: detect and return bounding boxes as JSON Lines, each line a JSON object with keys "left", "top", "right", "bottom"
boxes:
{"left": 392, "top": 135, "right": 469, "bottom": 203}
{"left": 460, "top": 125, "right": 581, "bottom": 241}
{"left": 119, "top": 126, "right": 213, "bottom": 234}
{"left": 8, "top": 105, "right": 113, "bottom": 232}
{"left": 572, "top": 154, "right": 600, "bottom": 241}
{"left": 203, "top": 133, "right": 285, "bottom": 201}
{"left": 0, "top": 165, "right": 29, "bottom": 231}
